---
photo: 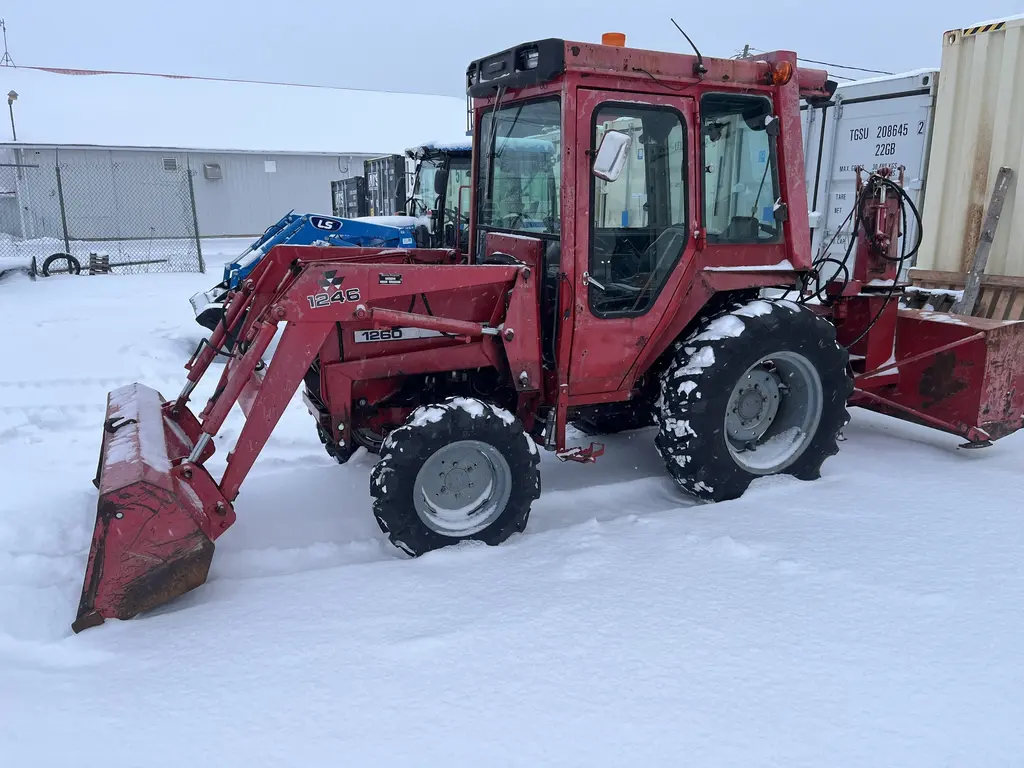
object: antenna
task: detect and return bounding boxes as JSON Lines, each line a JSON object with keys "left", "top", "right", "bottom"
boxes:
{"left": 670, "top": 18, "right": 706, "bottom": 77}
{"left": 0, "top": 19, "right": 14, "bottom": 67}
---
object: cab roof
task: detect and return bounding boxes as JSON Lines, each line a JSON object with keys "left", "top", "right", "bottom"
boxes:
{"left": 467, "top": 38, "right": 835, "bottom": 105}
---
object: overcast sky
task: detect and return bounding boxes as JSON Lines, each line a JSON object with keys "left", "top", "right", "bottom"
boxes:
{"left": 6, "top": 1, "right": 1022, "bottom": 96}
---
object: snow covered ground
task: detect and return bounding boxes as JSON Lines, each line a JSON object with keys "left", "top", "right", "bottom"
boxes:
{"left": 1, "top": 258, "right": 1023, "bottom": 766}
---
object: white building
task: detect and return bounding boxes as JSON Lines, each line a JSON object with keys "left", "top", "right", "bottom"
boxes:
{"left": 0, "top": 65, "right": 466, "bottom": 270}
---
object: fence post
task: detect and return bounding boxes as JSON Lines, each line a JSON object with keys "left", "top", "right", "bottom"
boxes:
{"left": 54, "top": 162, "right": 71, "bottom": 256}
{"left": 186, "top": 166, "right": 205, "bottom": 273}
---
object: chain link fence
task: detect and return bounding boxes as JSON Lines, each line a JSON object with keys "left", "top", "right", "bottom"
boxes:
{"left": 0, "top": 158, "right": 204, "bottom": 275}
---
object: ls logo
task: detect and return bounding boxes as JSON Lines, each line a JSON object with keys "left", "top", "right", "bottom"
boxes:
{"left": 310, "top": 216, "right": 343, "bottom": 232}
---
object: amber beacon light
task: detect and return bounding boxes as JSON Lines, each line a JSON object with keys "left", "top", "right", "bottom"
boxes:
{"left": 769, "top": 60, "right": 794, "bottom": 86}
{"left": 602, "top": 32, "right": 626, "bottom": 47}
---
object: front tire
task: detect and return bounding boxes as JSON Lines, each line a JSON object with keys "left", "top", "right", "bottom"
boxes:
{"left": 370, "top": 397, "right": 541, "bottom": 556}
{"left": 655, "top": 298, "right": 852, "bottom": 502}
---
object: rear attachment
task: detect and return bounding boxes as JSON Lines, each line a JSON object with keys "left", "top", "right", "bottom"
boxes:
{"left": 852, "top": 309, "right": 1024, "bottom": 446}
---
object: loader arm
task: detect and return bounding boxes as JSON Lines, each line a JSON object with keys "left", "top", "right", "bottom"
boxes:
{"left": 75, "top": 244, "right": 539, "bottom": 631}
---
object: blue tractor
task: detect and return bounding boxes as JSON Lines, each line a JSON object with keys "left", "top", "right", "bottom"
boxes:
{"left": 189, "top": 139, "right": 476, "bottom": 330}
{"left": 189, "top": 211, "right": 417, "bottom": 330}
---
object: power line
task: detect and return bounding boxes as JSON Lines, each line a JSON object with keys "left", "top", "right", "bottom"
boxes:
{"left": 15, "top": 63, "right": 461, "bottom": 99}
{"left": 738, "top": 45, "right": 893, "bottom": 76}
{"left": 794, "top": 57, "right": 893, "bottom": 76}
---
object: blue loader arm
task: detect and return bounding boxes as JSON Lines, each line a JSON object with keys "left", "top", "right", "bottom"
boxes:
{"left": 189, "top": 212, "right": 418, "bottom": 330}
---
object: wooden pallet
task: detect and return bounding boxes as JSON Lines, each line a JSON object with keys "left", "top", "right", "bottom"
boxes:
{"left": 908, "top": 269, "right": 1024, "bottom": 321}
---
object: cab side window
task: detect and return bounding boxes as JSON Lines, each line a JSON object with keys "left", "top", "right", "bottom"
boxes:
{"left": 701, "top": 93, "right": 781, "bottom": 244}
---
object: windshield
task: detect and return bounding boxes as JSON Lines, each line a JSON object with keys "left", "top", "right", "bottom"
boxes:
{"left": 410, "top": 154, "right": 471, "bottom": 220}
{"left": 410, "top": 158, "right": 439, "bottom": 215}
{"left": 476, "top": 98, "right": 561, "bottom": 237}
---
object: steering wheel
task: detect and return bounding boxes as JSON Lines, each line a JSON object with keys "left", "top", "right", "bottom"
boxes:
{"left": 502, "top": 213, "right": 525, "bottom": 229}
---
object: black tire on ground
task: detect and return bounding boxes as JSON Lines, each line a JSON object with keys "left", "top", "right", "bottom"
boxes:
{"left": 370, "top": 396, "right": 541, "bottom": 556}
{"left": 41, "top": 253, "right": 81, "bottom": 277}
{"left": 654, "top": 298, "right": 852, "bottom": 503}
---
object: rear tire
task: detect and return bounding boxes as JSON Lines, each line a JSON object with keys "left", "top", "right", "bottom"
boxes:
{"left": 370, "top": 397, "right": 540, "bottom": 556}
{"left": 654, "top": 298, "right": 851, "bottom": 502}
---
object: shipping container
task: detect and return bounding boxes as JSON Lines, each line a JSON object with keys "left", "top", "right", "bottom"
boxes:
{"left": 364, "top": 154, "right": 407, "bottom": 216}
{"left": 801, "top": 69, "right": 939, "bottom": 275}
{"left": 332, "top": 176, "right": 368, "bottom": 219}
{"left": 916, "top": 15, "right": 1024, "bottom": 278}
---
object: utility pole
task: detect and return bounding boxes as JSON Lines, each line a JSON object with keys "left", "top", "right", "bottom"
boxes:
{"left": 7, "top": 90, "right": 16, "bottom": 141}
{"left": 0, "top": 19, "right": 14, "bottom": 67}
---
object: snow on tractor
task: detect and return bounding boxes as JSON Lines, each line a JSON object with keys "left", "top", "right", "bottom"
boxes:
{"left": 72, "top": 36, "right": 1024, "bottom": 632}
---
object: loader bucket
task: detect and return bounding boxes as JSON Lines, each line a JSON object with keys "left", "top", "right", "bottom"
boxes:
{"left": 73, "top": 383, "right": 231, "bottom": 633}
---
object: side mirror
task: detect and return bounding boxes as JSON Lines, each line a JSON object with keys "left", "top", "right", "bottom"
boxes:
{"left": 434, "top": 168, "right": 449, "bottom": 196}
{"left": 592, "top": 130, "right": 632, "bottom": 182}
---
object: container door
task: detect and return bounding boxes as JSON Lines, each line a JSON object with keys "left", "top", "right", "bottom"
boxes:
{"left": 809, "top": 72, "right": 937, "bottom": 275}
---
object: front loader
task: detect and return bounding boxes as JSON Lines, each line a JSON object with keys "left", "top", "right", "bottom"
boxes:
{"left": 73, "top": 35, "right": 1024, "bottom": 632}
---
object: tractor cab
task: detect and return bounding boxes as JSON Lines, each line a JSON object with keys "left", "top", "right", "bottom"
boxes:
{"left": 465, "top": 37, "right": 833, "bottom": 386}
{"left": 406, "top": 140, "right": 473, "bottom": 253}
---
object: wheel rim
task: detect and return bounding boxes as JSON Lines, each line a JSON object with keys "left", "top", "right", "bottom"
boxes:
{"left": 413, "top": 439, "right": 512, "bottom": 536}
{"left": 724, "top": 351, "right": 823, "bottom": 475}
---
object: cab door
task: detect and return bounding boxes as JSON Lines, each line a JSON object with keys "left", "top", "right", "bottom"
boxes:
{"left": 568, "top": 90, "right": 697, "bottom": 395}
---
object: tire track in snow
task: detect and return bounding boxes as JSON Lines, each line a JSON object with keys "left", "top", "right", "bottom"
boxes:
{"left": 207, "top": 472, "right": 698, "bottom": 585}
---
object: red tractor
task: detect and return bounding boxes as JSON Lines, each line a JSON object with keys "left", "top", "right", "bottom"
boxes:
{"left": 73, "top": 36, "right": 1024, "bottom": 632}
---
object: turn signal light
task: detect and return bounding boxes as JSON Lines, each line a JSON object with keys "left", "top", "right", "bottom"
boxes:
{"left": 602, "top": 32, "right": 626, "bottom": 47}
{"left": 769, "top": 60, "right": 794, "bottom": 86}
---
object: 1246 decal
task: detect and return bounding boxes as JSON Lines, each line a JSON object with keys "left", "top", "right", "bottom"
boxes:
{"left": 307, "top": 288, "right": 361, "bottom": 309}
{"left": 307, "top": 269, "right": 361, "bottom": 309}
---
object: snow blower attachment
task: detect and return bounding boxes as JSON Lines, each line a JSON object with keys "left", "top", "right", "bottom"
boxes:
{"left": 72, "top": 37, "right": 1024, "bottom": 632}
